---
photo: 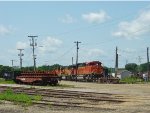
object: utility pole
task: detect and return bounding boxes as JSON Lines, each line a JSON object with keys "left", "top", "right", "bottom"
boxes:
{"left": 11, "top": 60, "right": 16, "bottom": 79}
{"left": 11, "top": 60, "right": 16, "bottom": 68}
{"left": 28, "top": 35, "right": 38, "bottom": 71}
{"left": 147, "top": 47, "right": 150, "bottom": 79}
{"left": 74, "top": 41, "right": 81, "bottom": 80}
{"left": 138, "top": 56, "right": 142, "bottom": 74}
{"left": 115, "top": 46, "right": 118, "bottom": 78}
{"left": 18, "top": 49, "right": 24, "bottom": 69}
{"left": 138, "top": 56, "right": 142, "bottom": 64}
{"left": 72, "top": 57, "right": 73, "bottom": 65}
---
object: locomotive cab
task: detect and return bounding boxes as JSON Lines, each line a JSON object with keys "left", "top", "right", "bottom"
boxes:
{"left": 86, "top": 61, "right": 102, "bottom": 66}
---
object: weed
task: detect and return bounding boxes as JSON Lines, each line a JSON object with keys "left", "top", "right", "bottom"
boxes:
{"left": 0, "top": 88, "right": 42, "bottom": 106}
{"left": 120, "top": 76, "right": 145, "bottom": 84}
{"left": 0, "top": 78, "right": 15, "bottom": 84}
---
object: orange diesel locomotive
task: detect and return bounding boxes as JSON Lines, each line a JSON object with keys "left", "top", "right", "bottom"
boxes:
{"left": 56, "top": 61, "right": 104, "bottom": 81}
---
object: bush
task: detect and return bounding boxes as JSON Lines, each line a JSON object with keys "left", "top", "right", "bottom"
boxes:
{"left": 120, "top": 76, "right": 143, "bottom": 84}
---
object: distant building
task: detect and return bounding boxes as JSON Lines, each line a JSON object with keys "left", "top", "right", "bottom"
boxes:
{"left": 117, "top": 70, "right": 132, "bottom": 79}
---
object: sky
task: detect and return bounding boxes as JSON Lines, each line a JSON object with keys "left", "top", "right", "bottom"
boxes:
{"left": 0, "top": 1, "right": 150, "bottom": 68}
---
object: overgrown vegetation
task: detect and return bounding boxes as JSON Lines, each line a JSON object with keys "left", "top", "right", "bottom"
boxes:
{"left": 119, "top": 76, "right": 145, "bottom": 84}
{"left": 0, "top": 89, "right": 42, "bottom": 106}
{"left": 0, "top": 78, "right": 15, "bottom": 84}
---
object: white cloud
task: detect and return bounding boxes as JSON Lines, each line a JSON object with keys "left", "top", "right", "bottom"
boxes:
{"left": 7, "top": 49, "right": 17, "bottom": 55}
{"left": 79, "top": 48, "right": 106, "bottom": 63}
{"left": 87, "top": 48, "right": 104, "bottom": 56}
{"left": 82, "top": 10, "right": 110, "bottom": 24}
{"left": 38, "top": 37, "right": 62, "bottom": 54}
{"left": 60, "top": 14, "right": 75, "bottom": 24}
{"left": 0, "top": 25, "right": 14, "bottom": 36}
{"left": 16, "top": 41, "right": 28, "bottom": 49}
{"left": 113, "top": 10, "right": 150, "bottom": 39}
{"left": 123, "top": 48, "right": 136, "bottom": 53}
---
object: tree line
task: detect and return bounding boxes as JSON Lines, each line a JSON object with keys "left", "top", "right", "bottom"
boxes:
{"left": 0, "top": 64, "right": 62, "bottom": 77}
{"left": 125, "top": 63, "right": 150, "bottom": 74}
{"left": 0, "top": 62, "right": 149, "bottom": 77}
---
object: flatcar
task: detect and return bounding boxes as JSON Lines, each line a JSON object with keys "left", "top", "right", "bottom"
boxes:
{"left": 14, "top": 70, "right": 61, "bottom": 85}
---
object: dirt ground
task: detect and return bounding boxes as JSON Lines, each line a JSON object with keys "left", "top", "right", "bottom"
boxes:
{"left": 0, "top": 81, "right": 150, "bottom": 113}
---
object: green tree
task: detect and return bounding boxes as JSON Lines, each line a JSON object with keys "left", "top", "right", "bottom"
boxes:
{"left": 37, "top": 64, "right": 62, "bottom": 71}
{"left": 0, "top": 65, "right": 13, "bottom": 77}
{"left": 21, "top": 66, "right": 34, "bottom": 71}
{"left": 125, "top": 63, "right": 138, "bottom": 74}
{"left": 0, "top": 65, "right": 4, "bottom": 77}
{"left": 140, "top": 63, "right": 150, "bottom": 72}
{"left": 49, "top": 64, "right": 62, "bottom": 70}
{"left": 37, "top": 65, "right": 50, "bottom": 71}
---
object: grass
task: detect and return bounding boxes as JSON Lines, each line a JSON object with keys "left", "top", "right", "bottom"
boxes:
{"left": 119, "top": 76, "right": 146, "bottom": 84}
{"left": 0, "top": 88, "right": 42, "bottom": 106}
{"left": 0, "top": 78, "right": 15, "bottom": 84}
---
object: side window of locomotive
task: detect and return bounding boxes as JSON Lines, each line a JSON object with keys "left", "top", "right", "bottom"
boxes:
{"left": 87, "top": 63, "right": 94, "bottom": 66}
{"left": 92, "top": 63, "right": 98, "bottom": 66}
{"left": 97, "top": 63, "right": 102, "bottom": 66}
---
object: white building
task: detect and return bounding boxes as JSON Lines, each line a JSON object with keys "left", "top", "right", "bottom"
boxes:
{"left": 117, "top": 70, "right": 132, "bottom": 79}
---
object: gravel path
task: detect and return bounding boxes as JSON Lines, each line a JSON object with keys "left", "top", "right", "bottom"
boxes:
{"left": 0, "top": 81, "right": 150, "bottom": 113}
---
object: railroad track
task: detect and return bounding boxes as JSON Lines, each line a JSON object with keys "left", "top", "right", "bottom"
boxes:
{"left": 0, "top": 85, "right": 125, "bottom": 109}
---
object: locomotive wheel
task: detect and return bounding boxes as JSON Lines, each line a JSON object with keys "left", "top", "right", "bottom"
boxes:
{"left": 65, "top": 76, "right": 70, "bottom": 80}
{"left": 53, "top": 80, "right": 58, "bottom": 85}
{"left": 41, "top": 82, "right": 48, "bottom": 86}
{"left": 34, "top": 81, "right": 47, "bottom": 86}
{"left": 49, "top": 79, "right": 58, "bottom": 86}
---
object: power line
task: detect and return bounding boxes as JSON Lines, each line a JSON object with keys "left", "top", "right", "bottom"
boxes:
{"left": 49, "top": 5, "right": 150, "bottom": 38}
{"left": 54, "top": 45, "right": 75, "bottom": 62}
{"left": 81, "top": 38, "right": 118, "bottom": 47}
{"left": 12, "top": 6, "right": 150, "bottom": 68}
{"left": 19, "top": 4, "right": 148, "bottom": 41}
{"left": 77, "top": 22, "right": 150, "bottom": 48}
{"left": 22, "top": 48, "right": 33, "bottom": 67}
